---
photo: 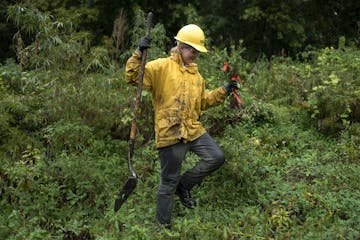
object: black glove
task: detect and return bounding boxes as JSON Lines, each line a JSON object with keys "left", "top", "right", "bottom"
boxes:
{"left": 224, "top": 81, "right": 239, "bottom": 94}
{"left": 138, "top": 36, "right": 152, "bottom": 52}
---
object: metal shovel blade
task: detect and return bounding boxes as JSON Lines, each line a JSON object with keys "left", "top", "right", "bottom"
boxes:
{"left": 114, "top": 176, "right": 137, "bottom": 212}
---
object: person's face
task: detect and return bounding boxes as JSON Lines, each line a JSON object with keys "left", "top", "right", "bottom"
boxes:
{"left": 179, "top": 43, "right": 199, "bottom": 66}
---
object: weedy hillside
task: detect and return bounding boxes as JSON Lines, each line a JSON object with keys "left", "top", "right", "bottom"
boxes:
{"left": 0, "top": 8, "right": 359, "bottom": 240}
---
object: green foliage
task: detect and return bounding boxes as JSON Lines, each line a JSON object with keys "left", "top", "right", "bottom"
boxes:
{"left": 7, "top": 3, "right": 91, "bottom": 71}
{"left": 0, "top": 4, "right": 359, "bottom": 240}
{"left": 84, "top": 46, "right": 112, "bottom": 73}
{"left": 245, "top": 56, "right": 307, "bottom": 106}
{"left": 241, "top": 1, "right": 306, "bottom": 55}
{"left": 3, "top": 0, "right": 360, "bottom": 62}
{"left": 1, "top": 147, "right": 128, "bottom": 239}
{"left": 239, "top": 44, "right": 360, "bottom": 135}
{"left": 306, "top": 46, "right": 360, "bottom": 134}
{"left": 119, "top": 8, "right": 168, "bottom": 63}
{"left": 43, "top": 120, "right": 94, "bottom": 154}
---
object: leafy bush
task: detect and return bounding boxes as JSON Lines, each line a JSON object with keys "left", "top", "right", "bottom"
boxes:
{"left": 0, "top": 4, "right": 359, "bottom": 240}
{"left": 306, "top": 46, "right": 360, "bottom": 134}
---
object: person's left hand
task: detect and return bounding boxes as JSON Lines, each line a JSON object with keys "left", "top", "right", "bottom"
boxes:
{"left": 224, "top": 81, "right": 239, "bottom": 94}
{"left": 138, "top": 36, "right": 152, "bottom": 52}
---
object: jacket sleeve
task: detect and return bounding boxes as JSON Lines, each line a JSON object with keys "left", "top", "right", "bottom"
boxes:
{"left": 125, "top": 49, "right": 152, "bottom": 91}
{"left": 201, "top": 80, "right": 228, "bottom": 110}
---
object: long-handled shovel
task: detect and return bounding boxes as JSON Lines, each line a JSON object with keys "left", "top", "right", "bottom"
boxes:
{"left": 114, "top": 12, "right": 153, "bottom": 212}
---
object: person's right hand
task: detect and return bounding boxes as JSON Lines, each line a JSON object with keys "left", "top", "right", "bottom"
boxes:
{"left": 224, "top": 81, "right": 239, "bottom": 94}
{"left": 138, "top": 36, "right": 152, "bottom": 52}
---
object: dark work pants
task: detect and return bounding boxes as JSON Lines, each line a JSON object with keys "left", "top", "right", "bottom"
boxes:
{"left": 156, "top": 133, "right": 225, "bottom": 225}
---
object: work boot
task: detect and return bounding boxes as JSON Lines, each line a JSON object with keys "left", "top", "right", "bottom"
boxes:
{"left": 175, "top": 183, "right": 196, "bottom": 209}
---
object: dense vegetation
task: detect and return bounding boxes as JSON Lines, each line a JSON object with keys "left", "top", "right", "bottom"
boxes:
{"left": 1, "top": 0, "right": 359, "bottom": 61}
{"left": 0, "top": 2, "right": 359, "bottom": 240}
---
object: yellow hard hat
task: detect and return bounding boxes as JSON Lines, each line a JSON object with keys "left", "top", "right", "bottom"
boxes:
{"left": 174, "top": 24, "right": 208, "bottom": 53}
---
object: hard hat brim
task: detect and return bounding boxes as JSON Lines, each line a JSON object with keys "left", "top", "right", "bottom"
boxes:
{"left": 174, "top": 37, "right": 208, "bottom": 53}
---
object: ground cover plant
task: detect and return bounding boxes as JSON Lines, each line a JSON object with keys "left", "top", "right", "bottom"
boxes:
{"left": 1, "top": 6, "right": 359, "bottom": 240}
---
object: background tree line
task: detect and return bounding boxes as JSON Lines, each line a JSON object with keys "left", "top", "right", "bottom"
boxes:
{"left": 1, "top": 0, "right": 359, "bottom": 63}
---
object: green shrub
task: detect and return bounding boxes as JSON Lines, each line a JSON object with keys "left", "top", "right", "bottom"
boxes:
{"left": 306, "top": 46, "right": 360, "bottom": 134}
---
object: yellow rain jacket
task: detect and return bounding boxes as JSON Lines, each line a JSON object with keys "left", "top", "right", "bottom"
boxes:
{"left": 125, "top": 48, "right": 228, "bottom": 148}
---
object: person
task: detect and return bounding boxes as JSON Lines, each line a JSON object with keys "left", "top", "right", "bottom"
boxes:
{"left": 125, "top": 24, "right": 238, "bottom": 227}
